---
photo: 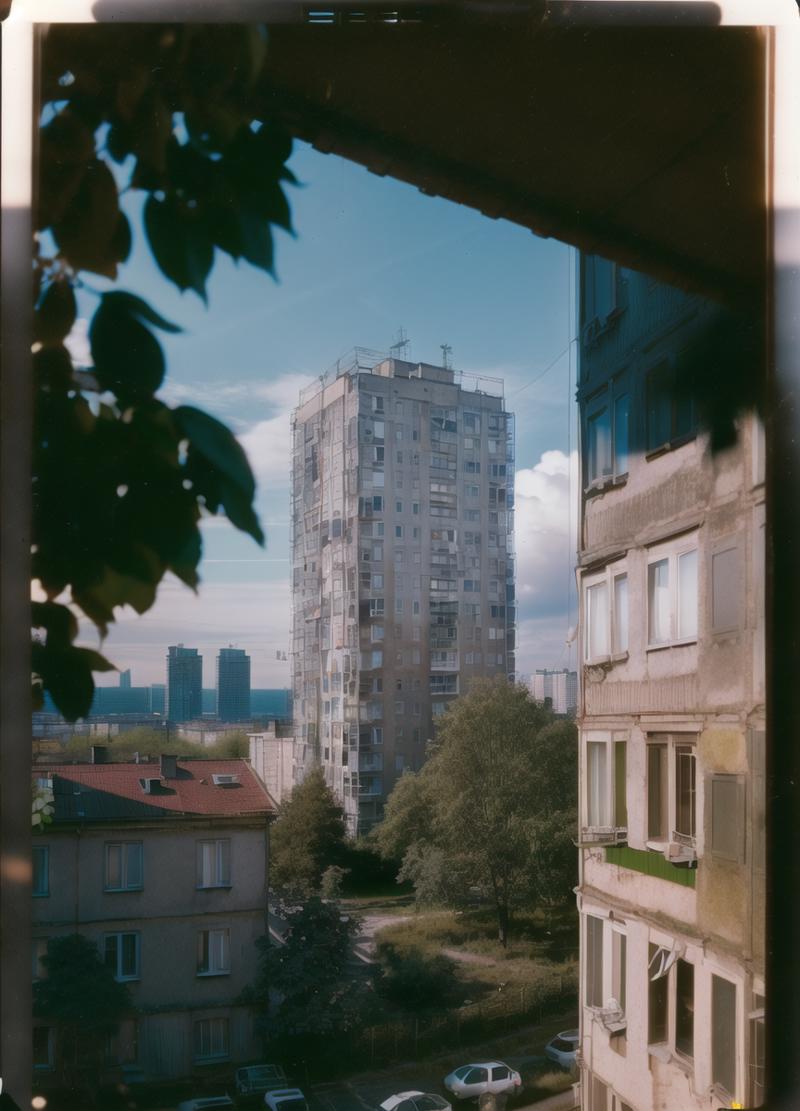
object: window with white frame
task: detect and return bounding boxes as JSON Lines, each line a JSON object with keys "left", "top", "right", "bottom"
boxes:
{"left": 647, "top": 534, "right": 698, "bottom": 647}
{"left": 105, "top": 842, "right": 143, "bottom": 892}
{"left": 585, "top": 914, "right": 604, "bottom": 1008}
{"left": 197, "top": 928, "right": 230, "bottom": 976}
{"left": 584, "top": 563, "right": 628, "bottom": 661}
{"left": 646, "top": 735, "right": 697, "bottom": 846}
{"left": 104, "top": 932, "right": 140, "bottom": 981}
{"left": 647, "top": 942, "right": 694, "bottom": 1062}
{"left": 196, "top": 839, "right": 231, "bottom": 889}
{"left": 584, "top": 733, "right": 628, "bottom": 833}
{"left": 194, "top": 1016, "right": 230, "bottom": 1061}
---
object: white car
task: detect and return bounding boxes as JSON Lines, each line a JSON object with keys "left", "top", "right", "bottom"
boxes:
{"left": 264, "top": 1088, "right": 309, "bottom": 1111}
{"left": 544, "top": 1029, "right": 579, "bottom": 1070}
{"left": 443, "top": 1062, "right": 521, "bottom": 1101}
{"left": 380, "top": 1093, "right": 452, "bottom": 1111}
{"left": 235, "top": 1064, "right": 289, "bottom": 1099}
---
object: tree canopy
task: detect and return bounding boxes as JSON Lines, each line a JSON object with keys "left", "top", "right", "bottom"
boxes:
{"left": 248, "top": 896, "right": 370, "bottom": 1051}
{"left": 33, "top": 25, "right": 296, "bottom": 720}
{"left": 374, "top": 679, "right": 578, "bottom": 945}
{"left": 269, "top": 766, "right": 348, "bottom": 894}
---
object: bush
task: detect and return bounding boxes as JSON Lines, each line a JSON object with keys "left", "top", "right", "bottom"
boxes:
{"left": 320, "top": 865, "right": 350, "bottom": 900}
{"left": 376, "top": 944, "right": 457, "bottom": 1010}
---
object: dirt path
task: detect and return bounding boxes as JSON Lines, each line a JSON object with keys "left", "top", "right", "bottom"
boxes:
{"left": 353, "top": 912, "right": 413, "bottom": 962}
{"left": 441, "top": 945, "right": 498, "bottom": 966}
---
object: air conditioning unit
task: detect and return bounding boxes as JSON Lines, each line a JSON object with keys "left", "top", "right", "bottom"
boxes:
{"left": 665, "top": 832, "right": 697, "bottom": 865}
{"left": 597, "top": 999, "right": 627, "bottom": 1034}
{"left": 574, "top": 826, "right": 627, "bottom": 847}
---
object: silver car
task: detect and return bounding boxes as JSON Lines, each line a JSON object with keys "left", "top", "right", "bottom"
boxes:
{"left": 380, "top": 1093, "right": 452, "bottom": 1111}
{"left": 544, "top": 1029, "right": 579, "bottom": 1070}
{"left": 443, "top": 1062, "right": 521, "bottom": 1101}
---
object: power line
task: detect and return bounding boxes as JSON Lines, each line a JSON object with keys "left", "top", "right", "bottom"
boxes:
{"left": 509, "top": 341, "right": 571, "bottom": 398}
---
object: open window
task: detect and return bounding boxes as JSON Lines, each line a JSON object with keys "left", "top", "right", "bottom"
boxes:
{"left": 646, "top": 734, "right": 698, "bottom": 863}
{"left": 580, "top": 732, "right": 627, "bottom": 845}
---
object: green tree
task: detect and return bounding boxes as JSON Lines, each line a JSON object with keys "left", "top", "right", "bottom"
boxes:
{"left": 270, "top": 767, "right": 347, "bottom": 893}
{"left": 374, "top": 679, "right": 578, "bottom": 946}
{"left": 34, "top": 934, "right": 132, "bottom": 1096}
{"left": 33, "top": 25, "right": 297, "bottom": 719}
{"left": 248, "top": 896, "right": 371, "bottom": 1056}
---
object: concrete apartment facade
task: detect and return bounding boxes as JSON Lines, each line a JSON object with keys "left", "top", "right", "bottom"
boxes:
{"left": 31, "top": 755, "right": 274, "bottom": 1084}
{"left": 291, "top": 349, "right": 515, "bottom": 833}
{"left": 249, "top": 723, "right": 296, "bottom": 807}
{"left": 166, "top": 646, "right": 203, "bottom": 723}
{"left": 216, "top": 648, "right": 251, "bottom": 722}
{"left": 531, "top": 668, "right": 578, "bottom": 716}
{"left": 576, "top": 259, "right": 765, "bottom": 1111}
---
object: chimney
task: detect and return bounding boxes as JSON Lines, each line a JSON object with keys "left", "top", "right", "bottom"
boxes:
{"left": 160, "top": 753, "right": 178, "bottom": 779}
{"left": 91, "top": 744, "right": 108, "bottom": 765}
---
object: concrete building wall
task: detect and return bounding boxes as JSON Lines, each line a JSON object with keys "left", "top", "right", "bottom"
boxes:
{"left": 290, "top": 351, "right": 515, "bottom": 833}
{"left": 249, "top": 729, "right": 294, "bottom": 806}
{"left": 576, "top": 260, "right": 765, "bottom": 1111}
{"left": 32, "top": 820, "right": 268, "bottom": 1081}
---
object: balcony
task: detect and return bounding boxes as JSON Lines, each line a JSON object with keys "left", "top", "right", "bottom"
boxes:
{"left": 605, "top": 845, "right": 696, "bottom": 888}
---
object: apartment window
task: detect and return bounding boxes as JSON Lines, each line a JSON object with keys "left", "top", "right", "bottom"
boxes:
{"left": 647, "top": 537, "right": 698, "bottom": 646}
{"left": 583, "top": 561, "right": 628, "bottom": 661}
{"left": 197, "top": 839, "right": 231, "bottom": 889}
{"left": 372, "top": 574, "right": 384, "bottom": 589}
{"left": 372, "top": 495, "right": 383, "bottom": 511}
{"left": 582, "top": 254, "right": 617, "bottom": 327}
{"left": 614, "top": 393, "right": 630, "bottom": 475}
{"left": 648, "top": 943, "right": 668, "bottom": 1044}
{"left": 464, "top": 412, "right": 480, "bottom": 433}
{"left": 466, "top": 484, "right": 480, "bottom": 498}
{"left": 585, "top": 735, "right": 627, "bottom": 831}
{"left": 647, "top": 736, "right": 697, "bottom": 845}
{"left": 646, "top": 360, "right": 695, "bottom": 450}
{"left": 711, "top": 538, "right": 741, "bottom": 633}
{"left": 372, "top": 727, "right": 383, "bottom": 745}
{"left": 413, "top": 600, "right": 420, "bottom": 616}
{"left": 371, "top": 395, "right": 384, "bottom": 413}
{"left": 370, "top": 625, "right": 384, "bottom": 642}
{"left": 395, "top": 700, "right": 405, "bottom": 715}
{"left": 611, "top": 930, "right": 626, "bottom": 1012}
{"left": 33, "top": 1027, "right": 54, "bottom": 1070}
{"left": 33, "top": 845, "right": 49, "bottom": 897}
{"left": 369, "top": 598, "right": 384, "bottom": 616}
{"left": 613, "top": 574, "right": 628, "bottom": 653}
{"left": 675, "top": 959, "right": 694, "bottom": 1059}
{"left": 396, "top": 499, "right": 403, "bottom": 513}
{"left": 712, "top": 975, "right": 737, "bottom": 1097}
{"left": 194, "top": 1017, "right": 230, "bottom": 1061}
{"left": 395, "top": 525, "right": 404, "bottom": 539}
{"left": 585, "top": 915, "right": 604, "bottom": 1007}
{"left": 709, "top": 775, "right": 745, "bottom": 862}
{"left": 587, "top": 405, "right": 611, "bottom": 483}
{"left": 412, "top": 502, "right": 420, "bottom": 515}
{"left": 105, "top": 842, "right": 143, "bottom": 892}
{"left": 197, "top": 928, "right": 230, "bottom": 976}
{"left": 104, "top": 932, "right": 140, "bottom": 981}
{"left": 464, "top": 460, "right": 481, "bottom": 474}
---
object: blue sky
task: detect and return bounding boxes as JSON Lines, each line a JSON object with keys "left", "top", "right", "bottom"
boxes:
{"left": 72, "top": 140, "right": 578, "bottom": 688}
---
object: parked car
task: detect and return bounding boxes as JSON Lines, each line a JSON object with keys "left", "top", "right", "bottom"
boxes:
{"left": 443, "top": 1062, "right": 521, "bottom": 1101}
{"left": 379, "top": 1093, "right": 452, "bottom": 1111}
{"left": 544, "top": 1029, "right": 579, "bottom": 1070}
{"left": 177, "top": 1098, "right": 235, "bottom": 1111}
{"left": 264, "top": 1089, "right": 309, "bottom": 1111}
{"left": 235, "top": 1064, "right": 289, "bottom": 1100}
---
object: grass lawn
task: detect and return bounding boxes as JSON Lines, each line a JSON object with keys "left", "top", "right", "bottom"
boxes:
{"left": 374, "top": 904, "right": 578, "bottom": 1005}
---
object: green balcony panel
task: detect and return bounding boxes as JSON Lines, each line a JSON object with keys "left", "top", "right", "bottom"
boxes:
{"left": 605, "top": 845, "right": 696, "bottom": 888}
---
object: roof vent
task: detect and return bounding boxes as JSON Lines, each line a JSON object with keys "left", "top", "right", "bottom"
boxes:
{"left": 139, "top": 777, "right": 162, "bottom": 794}
{"left": 212, "top": 774, "right": 240, "bottom": 787}
{"left": 91, "top": 744, "right": 109, "bottom": 764}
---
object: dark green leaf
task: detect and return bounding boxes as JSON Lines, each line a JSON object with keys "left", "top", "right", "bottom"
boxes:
{"left": 89, "top": 297, "right": 165, "bottom": 403}
{"left": 32, "top": 600, "right": 78, "bottom": 646}
{"left": 238, "top": 206, "right": 274, "bottom": 274}
{"left": 106, "top": 120, "right": 132, "bottom": 163}
{"left": 175, "top": 405, "right": 256, "bottom": 497}
{"left": 33, "top": 344, "right": 75, "bottom": 392}
{"left": 101, "top": 291, "right": 182, "bottom": 333}
{"left": 32, "top": 640, "right": 114, "bottom": 722}
{"left": 143, "top": 193, "right": 214, "bottom": 301}
{"left": 52, "top": 158, "right": 122, "bottom": 278}
{"left": 35, "top": 280, "right": 77, "bottom": 346}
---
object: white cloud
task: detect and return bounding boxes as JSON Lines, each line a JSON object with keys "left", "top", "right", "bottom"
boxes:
{"left": 64, "top": 317, "right": 91, "bottom": 368}
{"left": 513, "top": 449, "right": 579, "bottom": 670}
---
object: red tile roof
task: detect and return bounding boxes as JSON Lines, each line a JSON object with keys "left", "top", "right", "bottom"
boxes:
{"left": 35, "top": 759, "right": 276, "bottom": 823}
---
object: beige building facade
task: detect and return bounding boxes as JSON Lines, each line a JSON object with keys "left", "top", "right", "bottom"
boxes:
{"left": 576, "top": 259, "right": 765, "bottom": 1111}
{"left": 31, "top": 756, "right": 274, "bottom": 1084}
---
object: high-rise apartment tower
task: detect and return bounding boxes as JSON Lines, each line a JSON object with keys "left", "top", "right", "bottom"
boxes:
{"left": 216, "top": 647, "right": 251, "bottom": 722}
{"left": 291, "top": 349, "right": 515, "bottom": 833}
{"left": 166, "top": 645, "right": 202, "bottom": 723}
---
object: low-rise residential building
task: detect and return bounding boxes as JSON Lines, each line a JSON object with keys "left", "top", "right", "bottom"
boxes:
{"left": 530, "top": 669, "right": 578, "bottom": 716}
{"left": 576, "top": 258, "right": 765, "bottom": 1111}
{"left": 31, "top": 754, "right": 275, "bottom": 1083}
{"left": 249, "top": 724, "right": 296, "bottom": 807}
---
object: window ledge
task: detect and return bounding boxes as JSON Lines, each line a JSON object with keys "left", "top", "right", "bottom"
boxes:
{"left": 196, "top": 971, "right": 231, "bottom": 978}
{"left": 196, "top": 885, "right": 233, "bottom": 892}
{"left": 645, "top": 432, "right": 697, "bottom": 461}
{"left": 646, "top": 638, "right": 697, "bottom": 653}
{"left": 647, "top": 1043, "right": 672, "bottom": 1064}
{"left": 104, "top": 888, "right": 144, "bottom": 895}
{"left": 610, "top": 650, "right": 629, "bottom": 664}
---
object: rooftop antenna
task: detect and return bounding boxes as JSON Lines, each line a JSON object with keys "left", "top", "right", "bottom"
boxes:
{"left": 440, "top": 343, "right": 453, "bottom": 370}
{"left": 390, "top": 326, "right": 410, "bottom": 359}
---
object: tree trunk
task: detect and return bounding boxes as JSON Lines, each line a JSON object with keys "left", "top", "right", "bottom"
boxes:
{"left": 496, "top": 901, "right": 510, "bottom": 948}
